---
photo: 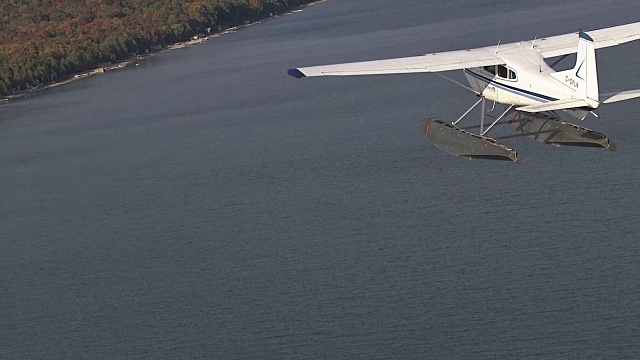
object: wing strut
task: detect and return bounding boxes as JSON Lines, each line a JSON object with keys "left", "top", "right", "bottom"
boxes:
{"left": 436, "top": 73, "right": 480, "bottom": 95}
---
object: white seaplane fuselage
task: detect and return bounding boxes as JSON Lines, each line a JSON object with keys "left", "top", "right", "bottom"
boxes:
{"left": 464, "top": 47, "right": 577, "bottom": 107}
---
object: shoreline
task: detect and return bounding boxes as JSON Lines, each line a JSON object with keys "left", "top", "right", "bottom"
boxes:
{"left": 0, "top": 0, "right": 326, "bottom": 104}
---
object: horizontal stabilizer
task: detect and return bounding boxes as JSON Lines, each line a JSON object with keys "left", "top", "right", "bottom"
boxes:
{"left": 517, "top": 98, "right": 594, "bottom": 113}
{"left": 601, "top": 89, "right": 640, "bottom": 104}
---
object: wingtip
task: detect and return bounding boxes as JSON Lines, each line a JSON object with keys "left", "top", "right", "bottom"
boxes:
{"left": 287, "top": 68, "right": 306, "bottom": 78}
{"left": 579, "top": 31, "right": 594, "bottom": 42}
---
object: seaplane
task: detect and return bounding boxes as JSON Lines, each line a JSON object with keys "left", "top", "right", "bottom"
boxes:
{"left": 288, "top": 22, "right": 640, "bottom": 162}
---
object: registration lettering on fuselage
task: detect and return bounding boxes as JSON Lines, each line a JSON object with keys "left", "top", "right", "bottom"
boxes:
{"left": 565, "top": 76, "right": 579, "bottom": 89}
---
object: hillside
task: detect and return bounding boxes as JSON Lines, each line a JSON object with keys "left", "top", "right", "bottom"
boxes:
{"left": 0, "top": 0, "right": 317, "bottom": 96}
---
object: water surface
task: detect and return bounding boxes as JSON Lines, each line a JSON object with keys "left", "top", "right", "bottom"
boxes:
{"left": 2, "top": 0, "right": 640, "bottom": 358}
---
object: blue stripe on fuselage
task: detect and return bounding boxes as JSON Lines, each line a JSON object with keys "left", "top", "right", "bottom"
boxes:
{"left": 464, "top": 69, "right": 557, "bottom": 103}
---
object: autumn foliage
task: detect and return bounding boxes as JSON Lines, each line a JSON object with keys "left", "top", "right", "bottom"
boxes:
{"left": 0, "top": 0, "right": 313, "bottom": 95}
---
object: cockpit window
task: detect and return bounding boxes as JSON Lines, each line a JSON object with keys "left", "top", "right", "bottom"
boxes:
{"left": 497, "top": 65, "right": 508, "bottom": 78}
{"left": 490, "top": 65, "right": 517, "bottom": 80}
{"left": 483, "top": 66, "right": 496, "bottom": 75}
{"left": 483, "top": 65, "right": 517, "bottom": 80}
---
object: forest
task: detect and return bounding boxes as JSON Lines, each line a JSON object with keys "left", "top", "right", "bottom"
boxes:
{"left": 0, "top": 0, "right": 316, "bottom": 96}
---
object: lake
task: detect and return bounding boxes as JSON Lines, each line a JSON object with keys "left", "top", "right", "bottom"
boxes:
{"left": 2, "top": 0, "right": 640, "bottom": 358}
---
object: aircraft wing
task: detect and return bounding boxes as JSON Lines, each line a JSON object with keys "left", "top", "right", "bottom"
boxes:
{"left": 532, "top": 22, "right": 640, "bottom": 58}
{"left": 288, "top": 48, "right": 504, "bottom": 78}
{"left": 288, "top": 22, "right": 640, "bottom": 78}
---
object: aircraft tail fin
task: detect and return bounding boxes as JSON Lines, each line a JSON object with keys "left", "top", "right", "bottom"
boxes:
{"left": 550, "top": 32, "right": 599, "bottom": 108}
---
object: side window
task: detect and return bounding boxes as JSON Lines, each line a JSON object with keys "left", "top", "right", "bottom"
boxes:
{"left": 508, "top": 69, "right": 517, "bottom": 80}
{"left": 483, "top": 66, "right": 496, "bottom": 75}
{"left": 497, "top": 65, "right": 508, "bottom": 78}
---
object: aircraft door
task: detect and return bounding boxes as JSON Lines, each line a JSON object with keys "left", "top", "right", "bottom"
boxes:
{"left": 495, "top": 66, "right": 520, "bottom": 104}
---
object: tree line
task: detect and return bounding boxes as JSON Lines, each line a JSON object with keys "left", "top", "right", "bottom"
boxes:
{"left": 0, "top": 0, "right": 316, "bottom": 96}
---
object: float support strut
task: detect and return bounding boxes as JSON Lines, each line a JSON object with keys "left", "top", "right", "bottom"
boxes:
{"left": 453, "top": 97, "right": 484, "bottom": 125}
{"left": 481, "top": 105, "right": 513, "bottom": 136}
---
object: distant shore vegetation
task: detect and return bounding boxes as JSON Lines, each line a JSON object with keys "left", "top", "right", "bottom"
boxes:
{"left": 0, "top": 0, "right": 317, "bottom": 96}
